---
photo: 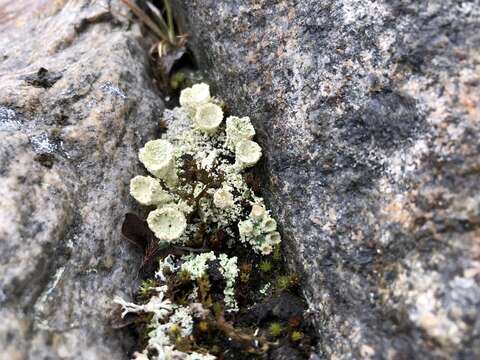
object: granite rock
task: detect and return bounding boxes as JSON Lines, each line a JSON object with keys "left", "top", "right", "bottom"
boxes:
{"left": 173, "top": 1, "right": 480, "bottom": 358}
{"left": 0, "top": 1, "right": 162, "bottom": 358}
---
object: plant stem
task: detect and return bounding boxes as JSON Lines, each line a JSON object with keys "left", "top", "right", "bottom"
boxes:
{"left": 163, "top": 0, "right": 175, "bottom": 44}
{"left": 145, "top": 1, "right": 170, "bottom": 36}
{"left": 120, "top": 0, "right": 170, "bottom": 43}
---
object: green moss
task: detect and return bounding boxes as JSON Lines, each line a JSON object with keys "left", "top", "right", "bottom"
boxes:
{"left": 276, "top": 274, "right": 300, "bottom": 292}
{"left": 239, "top": 263, "right": 252, "bottom": 283}
{"left": 272, "top": 244, "right": 282, "bottom": 262}
{"left": 139, "top": 279, "right": 157, "bottom": 299}
{"left": 212, "top": 302, "right": 222, "bottom": 316}
{"left": 277, "top": 276, "right": 291, "bottom": 291}
{"left": 269, "top": 322, "right": 283, "bottom": 337}
{"left": 178, "top": 269, "right": 192, "bottom": 283}
{"left": 170, "top": 71, "right": 186, "bottom": 90}
{"left": 291, "top": 331, "right": 304, "bottom": 342}
{"left": 198, "top": 320, "right": 209, "bottom": 332}
{"left": 259, "top": 261, "right": 272, "bottom": 273}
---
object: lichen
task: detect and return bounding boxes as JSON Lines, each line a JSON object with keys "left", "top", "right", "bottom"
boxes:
{"left": 115, "top": 286, "right": 214, "bottom": 360}
{"left": 193, "top": 103, "right": 224, "bottom": 133}
{"left": 117, "top": 83, "right": 291, "bottom": 359}
{"left": 179, "top": 252, "right": 239, "bottom": 311}
{"left": 130, "top": 175, "right": 172, "bottom": 206}
{"left": 213, "top": 187, "right": 234, "bottom": 209}
{"left": 147, "top": 206, "right": 187, "bottom": 242}
{"left": 179, "top": 83, "right": 211, "bottom": 116}
{"left": 235, "top": 139, "right": 262, "bottom": 168}
{"left": 238, "top": 203, "right": 281, "bottom": 255}
{"left": 139, "top": 139, "right": 178, "bottom": 185}
{"left": 225, "top": 116, "right": 255, "bottom": 151}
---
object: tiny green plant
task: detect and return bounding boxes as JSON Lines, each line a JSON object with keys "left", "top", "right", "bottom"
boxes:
{"left": 291, "top": 331, "right": 304, "bottom": 342}
{"left": 259, "top": 260, "right": 272, "bottom": 273}
{"left": 139, "top": 279, "right": 157, "bottom": 299}
{"left": 269, "top": 322, "right": 283, "bottom": 337}
{"left": 272, "top": 244, "right": 282, "bottom": 262}
{"left": 277, "top": 275, "right": 291, "bottom": 291}
{"left": 276, "top": 274, "right": 300, "bottom": 292}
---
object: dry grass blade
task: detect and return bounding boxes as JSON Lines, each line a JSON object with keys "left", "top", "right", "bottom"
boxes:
{"left": 145, "top": 0, "right": 169, "bottom": 35}
{"left": 163, "top": 0, "right": 175, "bottom": 43}
{"left": 120, "top": 0, "right": 170, "bottom": 43}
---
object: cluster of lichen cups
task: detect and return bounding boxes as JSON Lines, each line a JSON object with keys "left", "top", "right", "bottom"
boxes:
{"left": 115, "top": 83, "right": 282, "bottom": 359}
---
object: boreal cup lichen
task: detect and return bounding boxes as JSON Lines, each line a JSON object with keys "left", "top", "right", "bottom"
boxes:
{"left": 115, "top": 83, "right": 283, "bottom": 359}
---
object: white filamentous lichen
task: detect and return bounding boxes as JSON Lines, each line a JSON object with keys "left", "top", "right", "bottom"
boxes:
{"left": 114, "top": 285, "right": 172, "bottom": 320}
{"left": 119, "top": 83, "right": 282, "bottom": 359}
{"left": 156, "top": 255, "right": 178, "bottom": 281}
{"left": 115, "top": 287, "right": 214, "bottom": 360}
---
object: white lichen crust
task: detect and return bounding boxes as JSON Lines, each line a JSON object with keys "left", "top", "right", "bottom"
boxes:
{"left": 180, "top": 252, "right": 239, "bottom": 311}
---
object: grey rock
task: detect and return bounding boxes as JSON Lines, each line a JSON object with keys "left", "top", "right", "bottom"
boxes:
{"left": 173, "top": 0, "right": 480, "bottom": 358}
{"left": 0, "top": 1, "right": 162, "bottom": 359}
{"left": 270, "top": 345, "right": 303, "bottom": 360}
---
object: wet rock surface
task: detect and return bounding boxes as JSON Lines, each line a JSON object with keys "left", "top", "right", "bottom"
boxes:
{"left": 173, "top": 1, "right": 480, "bottom": 358}
{"left": 0, "top": 1, "right": 162, "bottom": 359}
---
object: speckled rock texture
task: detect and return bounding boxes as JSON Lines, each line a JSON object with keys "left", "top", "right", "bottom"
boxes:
{"left": 173, "top": 1, "right": 480, "bottom": 358}
{"left": 0, "top": 1, "right": 162, "bottom": 359}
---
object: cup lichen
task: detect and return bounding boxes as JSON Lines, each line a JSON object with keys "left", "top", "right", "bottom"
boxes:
{"left": 179, "top": 83, "right": 211, "bottom": 116}
{"left": 130, "top": 175, "right": 172, "bottom": 206}
{"left": 225, "top": 116, "right": 255, "bottom": 151}
{"left": 235, "top": 139, "right": 262, "bottom": 168}
{"left": 139, "top": 139, "right": 178, "bottom": 185}
{"left": 116, "top": 83, "right": 287, "bottom": 359}
{"left": 213, "top": 187, "right": 234, "bottom": 209}
{"left": 147, "top": 207, "right": 187, "bottom": 241}
{"left": 193, "top": 103, "right": 224, "bottom": 133}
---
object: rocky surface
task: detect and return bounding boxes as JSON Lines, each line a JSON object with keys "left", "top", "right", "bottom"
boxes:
{"left": 0, "top": 1, "right": 162, "bottom": 359}
{"left": 173, "top": 1, "right": 480, "bottom": 358}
